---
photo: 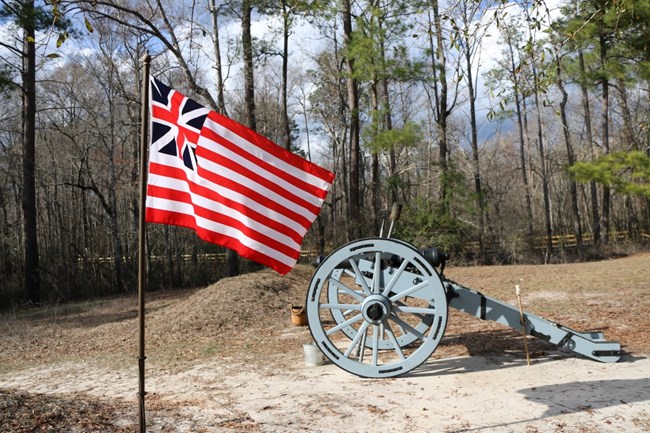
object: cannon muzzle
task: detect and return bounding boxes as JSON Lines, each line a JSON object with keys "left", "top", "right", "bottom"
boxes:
{"left": 419, "top": 247, "right": 450, "bottom": 268}
{"left": 387, "top": 247, "right": 449, "bottom": 271}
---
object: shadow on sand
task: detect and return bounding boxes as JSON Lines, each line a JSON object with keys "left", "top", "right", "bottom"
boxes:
{"left": 409, "top": 353, "right": 648, "bottom": 432}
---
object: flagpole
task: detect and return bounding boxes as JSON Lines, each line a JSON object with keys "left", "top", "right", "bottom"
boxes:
{"left": 137, "top": 53, "right": 151, "bottom": 433}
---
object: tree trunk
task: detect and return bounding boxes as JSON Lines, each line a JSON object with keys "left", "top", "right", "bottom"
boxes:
{"left": 578, "top": 48, "right": 600, "bottom": 245}
{"left": 209, "top": 0, "right": 228, "bottom": 116}
{"left": 370, "top": 81, "right": 381, "bottom": 233}
{"left": 343, "top": 0, "right": 361, "bottom": 239}
{"left": 0, "top": 188, "right": 12, "bottom": 276}
{"left": 332, "top": 29, "right": 348, "bottom": 237}
{"left": 377, "top": 11, "right": 397, "bottom": 205}
{"left": 428, "top": 0, "right": 451, "bottom": 213}
{"left": 242, "top": 0, "right": 256, "bottom": 132}
{"left": 281, "top": 0, "right": 292, "bottom": 150}
{"left": 599, "top": 34, "right": 610, "bottom": 245}
{"left": 107, "top": 144, "right": 125, "bottom": 291}
{"left": 227, "top": 0, "right": 258, "bottom": 277}
{"left": 381, "top": 76, "right": 398, "bottom": 205}
{"left": 529, "top": 49, "right": 553, "bottom": 256}
{"left": 22, "top": 0, "right": 41, "bottom": 304}
{"left": 556, "top": 55, "right": 584, "bottom": 259}
{"left": 463, "top": 34, "right": 485, "bottom": 263}
{"left": 616, "top": 78, "right": 636, "bottom": 150}
{"left": 506, "top": 32, "right": 534, "bottom": 238}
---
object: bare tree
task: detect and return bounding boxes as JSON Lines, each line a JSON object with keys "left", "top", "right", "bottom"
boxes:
{"left": 342, "top": 0, "right": 361, "bottom": 239}
{"left": 0, "top": 1, "right": 70, "bottom": 303}
{"left": 552, "top": 44, "right": 585, "bottom": 259}
{"left": 502, "top": 22, "right": 534, "bottom": 238}
{"left": 69, "top": 0, "right": 219, "bottom": 108}
{"left": 208, "top": 0, "right": 228, "bottom": 116}
{"left": 425, "top": 0, "right": 460, "bottom": 213}
{"left": 21, "top": 0, "right": 40, "bottom": 304}
{"left": 521, "top": 6, "right": 553, "bottom": 257}
{"left": 456, "top": 0, "right": 496, "bottom": 262}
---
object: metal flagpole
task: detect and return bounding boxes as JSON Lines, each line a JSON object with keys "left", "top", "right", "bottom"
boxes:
{"left": 137, "top": 53, "right": 152, "bottom": 433}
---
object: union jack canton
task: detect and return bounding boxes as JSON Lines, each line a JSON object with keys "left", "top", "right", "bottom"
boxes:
{"left": 150, "top": 78, "right": 209, "bottom": 171}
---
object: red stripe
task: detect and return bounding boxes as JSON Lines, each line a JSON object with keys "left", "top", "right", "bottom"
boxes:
{"left": 195, "top": 140, "right": 322, "bottom": 217}
{"left": 148, "top": 162, "right": 307, "bottom": 242}
{"left": 206, "top": 110, "right": 335, "bottom": 184}
{"left": 147, "top": 184, "right": 300, "bottom": 260}
{"left": 149, "top": 161, "right": 310, "bottom": 232}
{"left": 146, "top": 208, "right": 293, "bottom": 275}
{"left": 194, "top": 164, "right": 312, "bottom": 228}
{"left": 200, "top": 123, "right": 330, "bottom": 200}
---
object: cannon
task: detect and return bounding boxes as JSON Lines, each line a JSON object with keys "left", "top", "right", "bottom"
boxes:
{"left": 305, "top": 204, "right": 622, "bottom": 378}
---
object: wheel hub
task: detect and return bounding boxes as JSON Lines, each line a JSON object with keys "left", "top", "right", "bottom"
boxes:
{"left": 361, "top": 294, "right": 392, "bottom": 325}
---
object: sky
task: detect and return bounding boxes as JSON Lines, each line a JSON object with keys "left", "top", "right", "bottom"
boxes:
{"left": 0, "top": 0, "right": 565, "bottom": 155}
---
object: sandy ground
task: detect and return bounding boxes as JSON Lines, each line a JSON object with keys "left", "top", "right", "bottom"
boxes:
{"left": 1, "top": 345, "right": 649, "bottom": 432}
{"left": 1, "top": 256, "right": 649, "bottom": 432}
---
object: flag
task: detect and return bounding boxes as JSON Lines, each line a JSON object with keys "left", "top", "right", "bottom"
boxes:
{"left": 146, "top": 77, "right": 335, "bottom": 275}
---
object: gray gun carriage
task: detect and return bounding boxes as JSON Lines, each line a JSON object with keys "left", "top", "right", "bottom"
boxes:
{"left": 305, "top": 205, "right": 622, "bottom": 378}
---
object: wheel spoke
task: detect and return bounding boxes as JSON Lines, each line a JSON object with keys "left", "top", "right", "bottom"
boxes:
{"left": 382, "top": 258, "right": 409, "bottom": 296}
{"left": 372, "top": 324, "right": 379, "bottom": 366}
{"left": 349, "top": 259, "right": 372, "bottom": 295}
{"left": 372, "top": 252, "right": 382, "bottom": 294}
{"left": 389, "top": 280, "right": 429, "bottom": 302}
{"left": 393, "top": 299, "right": 428, "bottom": 323}
{"left": 393, "top": 305, "right": 437, "bottom": 315}
{"left": 326, "top": 313, "right": 363, "bottom": 336}
{"left": 321, "top": 303, "right": 362, "bottom": 311}
{"left": 357, "top": 329, "right": 368, "bottom": 361}
{"left": 344, "top": 321, "right": 370, "bottom": 357}
{"left": 390, "top": 314, "right": 426, "bottom": 341}
{"left": 329, "top": 277, "right": 365, "bottom": 302}
{"left": 384, "top": 322, "right": 406, "bottom": 360}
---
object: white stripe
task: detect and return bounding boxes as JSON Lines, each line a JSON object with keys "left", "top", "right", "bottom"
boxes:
{"left": 148, "top": 154, "right": 309, "bottom": 236}
{"left": 205, "top": 118, "right": 332, "bottom": 191}
{"left": 146, "top": 196, "right": 297, "bottom": 268}
{"left": 150, "top": 134, "right": 323, "bottom": 230}
{"left": 196, "top": 152, "right": 319, "bottom": 222}
{"left": 199, "top": 131, "right": 326, "bottom": 209}
{"left": 147, "top": 172, "right": 303, "bottom": 250}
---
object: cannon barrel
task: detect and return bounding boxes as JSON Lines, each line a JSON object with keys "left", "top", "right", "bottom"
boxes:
{"left": 314, "top": 246, "right": 449, "bottom": 270}
{"left": 418, "top": 247, "right": 450, "bottom": 268}
{"left": 389, "top": 247, "right": 449, "bottom": 269}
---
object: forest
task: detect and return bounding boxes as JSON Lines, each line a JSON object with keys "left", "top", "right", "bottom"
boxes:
{"left": 0, "top": 0, "right": 648, "bottom": 307}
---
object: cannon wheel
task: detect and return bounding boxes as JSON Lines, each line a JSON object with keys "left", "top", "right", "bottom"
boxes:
{"left": 306, "top": 238, "right": 448, "bottom": 378}
{"left": 327, "top": 260, "right": 434, "bottom": 350}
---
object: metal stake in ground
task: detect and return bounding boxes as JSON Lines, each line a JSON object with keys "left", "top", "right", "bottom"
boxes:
{"left": 516, "top": 282, "right": 531, "bottom": 366}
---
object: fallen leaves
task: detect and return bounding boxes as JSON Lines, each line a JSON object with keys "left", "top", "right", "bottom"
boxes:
{"left": 0, "top": 389, "right": 135, "bottom": 433}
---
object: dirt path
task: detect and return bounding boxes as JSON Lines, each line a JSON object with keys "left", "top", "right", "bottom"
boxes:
{"left": 1, "top": 256, "right": 649, "bottom": 432}
{"left": 1, "top": 348, "right": 649, "bottom": 432}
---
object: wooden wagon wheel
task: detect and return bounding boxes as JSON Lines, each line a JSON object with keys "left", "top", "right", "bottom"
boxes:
{"left": 306, "top": 238, "right": 448, "bottom": 378}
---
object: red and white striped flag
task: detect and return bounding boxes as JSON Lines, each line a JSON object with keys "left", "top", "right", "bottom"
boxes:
{"left": 146, "top": 77, "right": 335, "bottom": 275}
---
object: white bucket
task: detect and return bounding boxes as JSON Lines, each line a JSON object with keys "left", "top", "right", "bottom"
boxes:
{"left": 302, "top": 343, "right": 324, "bottom": 366}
